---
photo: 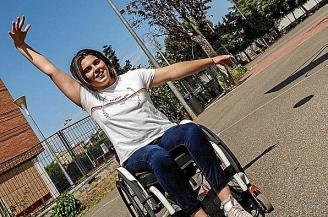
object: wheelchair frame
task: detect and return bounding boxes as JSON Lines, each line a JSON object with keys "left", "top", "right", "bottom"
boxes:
{"left": 116, "top": 121, "right": 273, "bottom": 217}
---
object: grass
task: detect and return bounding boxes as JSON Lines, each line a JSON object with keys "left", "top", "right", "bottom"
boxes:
{"left": 74, "top": 161, "right": 119, "bottom": 216}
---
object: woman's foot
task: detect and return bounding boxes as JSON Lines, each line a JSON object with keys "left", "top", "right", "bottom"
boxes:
{"left": 221, "top": 196, "right": 252, "bottom": 217}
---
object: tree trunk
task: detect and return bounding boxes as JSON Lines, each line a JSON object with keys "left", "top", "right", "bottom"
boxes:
{"left": 187, "top": 20, "right": 235, "bottom": 88}
{"left": 191, "top": 35, "right": 235, "bottom": 88}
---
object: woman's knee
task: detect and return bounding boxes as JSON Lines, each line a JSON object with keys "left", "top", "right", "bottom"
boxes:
{"left": 184, "top": 123, "right": 203, "bottom": 136}
{"left": 182, "top": 123, "right": 206, "bottom": 142}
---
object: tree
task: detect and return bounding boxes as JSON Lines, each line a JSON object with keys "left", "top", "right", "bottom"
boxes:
{"left": 218, "top": 10, "right": 253, "bottom": 61}
{"left": 232, "top": 0, "right": 288, "bottom": 21}
{"left": 102, "top": 45, "right": 122, "bottom": 74}
{"left": 102, "top": 45, "right": 138, "bottom": 75}
{"left": 126, "top": 0, "right": 235, "bottom": 88}
{"left": 150, "top": 83, "right": 189, "bottom": 123}
{"left": 158, "top": 34, "right": 224, "bottom": 107}
{"left": 121, "top": 59, "right": 133, "bottom": 73}
{"left": 229, "top": 0, "right": 284, "bottom": 37}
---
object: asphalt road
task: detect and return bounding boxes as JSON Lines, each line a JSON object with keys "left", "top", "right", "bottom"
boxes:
{"left": 83, "top": 6, "right": 328, "bottom": 217}
{"left": 197, "top": 8, "right": 328, "bottom": 217}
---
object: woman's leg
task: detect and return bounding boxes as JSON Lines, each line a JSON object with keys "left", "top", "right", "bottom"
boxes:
{"left": 158, "top": 123, "right": 230, "bottom": 193}
{"left": 124, "top": 144, "right": 202, "bottom": 216}
{"left": 158, "top": 123, "right": 252, "bottom": 217}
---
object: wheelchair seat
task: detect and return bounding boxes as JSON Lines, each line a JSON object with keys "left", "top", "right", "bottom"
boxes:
{"left": 135, "top": 145, "right": 195, "bottom": 189}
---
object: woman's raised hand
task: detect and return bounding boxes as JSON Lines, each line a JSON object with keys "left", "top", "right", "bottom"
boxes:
{"left": 8, "top": 16, "right": 31, "bottom": 47}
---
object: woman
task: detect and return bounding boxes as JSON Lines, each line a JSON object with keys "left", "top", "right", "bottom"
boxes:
{"left": 9, "top": 16, "right": 252, "bottom": 217}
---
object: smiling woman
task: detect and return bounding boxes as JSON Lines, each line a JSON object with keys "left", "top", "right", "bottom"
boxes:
{"left": 70, "top": 49, "right": 117, "bottom": 91}
{"left": 9, "top": 15, "right": 253, "bottom": 217}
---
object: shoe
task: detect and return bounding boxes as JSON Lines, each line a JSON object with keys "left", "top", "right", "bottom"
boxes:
{"left": 221, "top": 196, "right": 252, "bottom": 217}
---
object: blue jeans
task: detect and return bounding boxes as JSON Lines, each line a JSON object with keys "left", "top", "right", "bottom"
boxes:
{"left": 123, "top": 123, "right": 229, "bottom": 216}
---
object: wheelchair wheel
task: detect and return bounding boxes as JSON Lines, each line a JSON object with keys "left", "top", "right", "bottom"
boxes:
{"left": 251, "top": 189, "right": 274, "bottom": 214}
{"left": 117, "top": 174, "right": 156, "bottom": 217}
{"left": 199, "top": 125, "right": 273, "bottom": 217}
{"left": 200, "top": 125, "right": 244, "bottom": 173}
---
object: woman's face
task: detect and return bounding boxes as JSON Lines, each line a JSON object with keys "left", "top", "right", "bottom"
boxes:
{"left": 80, "top": 55, "right": 115, "bottom": 91}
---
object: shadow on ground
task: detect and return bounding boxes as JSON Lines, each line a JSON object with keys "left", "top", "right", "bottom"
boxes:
{"left": 293, "top": 95, "right": 314, "bottom": 108}
{"left": 265, "top": 45, "right": 328, "bottom": 94}
{"left": 243, "top": 144, "right": 278, "bottom": 171}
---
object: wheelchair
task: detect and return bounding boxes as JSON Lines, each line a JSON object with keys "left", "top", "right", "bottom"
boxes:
{"left": 115, "top": 121, "right": 274, "bottom": 217}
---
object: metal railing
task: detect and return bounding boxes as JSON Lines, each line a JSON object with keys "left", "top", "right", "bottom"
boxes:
{"left": 0, "top": 116, "right": 113, "bottom": 216}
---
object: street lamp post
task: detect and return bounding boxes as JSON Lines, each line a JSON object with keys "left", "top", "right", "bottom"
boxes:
{"left": 14, "top": 96, "right": 74, "bottom": 189}
{"left": 106, "top": 0, "right": 197, "bottom": 119}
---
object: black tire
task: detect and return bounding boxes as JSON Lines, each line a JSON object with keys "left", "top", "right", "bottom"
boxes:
{"left": 117, "top": 174, "right": 156, "bottom": 217}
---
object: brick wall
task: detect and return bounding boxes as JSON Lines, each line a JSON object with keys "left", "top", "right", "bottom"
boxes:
{"left": 0, "top": 80, "right": 50, "bottom": 216}
{"left": 0, "top": 80, "right": 41, "bottom": 168}
{"left": 0, "top": 160, "right": 51, "bottom": 215}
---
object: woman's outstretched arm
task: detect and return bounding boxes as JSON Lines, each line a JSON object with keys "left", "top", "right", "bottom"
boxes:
{"left": 9, "top": 16, "right": 81, "bottom": 106}
{"left": 151, "top": 55, "right": 233, "bottom": 87}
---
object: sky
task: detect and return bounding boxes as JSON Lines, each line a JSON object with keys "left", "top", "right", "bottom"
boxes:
{"left": 0, "top": 0, "right": 232, "bottom": 138}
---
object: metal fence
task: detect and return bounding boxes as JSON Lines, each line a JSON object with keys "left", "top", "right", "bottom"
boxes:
{"left": 0, "top": 116, "right": 113, "bottom": 217}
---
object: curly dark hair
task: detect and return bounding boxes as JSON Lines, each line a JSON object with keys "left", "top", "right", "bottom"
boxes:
{"left": 70, "top": 49, "right": 116, "bottom": 90}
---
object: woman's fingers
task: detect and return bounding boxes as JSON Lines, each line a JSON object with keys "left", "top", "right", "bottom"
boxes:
{"left": 19, "top": 16, "right": 25, "bottom": 29}
{"left": 12, "top": 21, "right": 15, "bottom": 33}
{"left": 15, "top": 17, "right": 20, "bottom": 31}
{"left": 11, "top": 16, "right": 30, "bottom": 34}
{"left": 23, "top": 24, "right": 31, "bottom": 33}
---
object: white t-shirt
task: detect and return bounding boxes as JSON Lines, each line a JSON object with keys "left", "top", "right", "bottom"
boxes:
{"left": 80, "top": 69, "right": 176, "bottom": 164}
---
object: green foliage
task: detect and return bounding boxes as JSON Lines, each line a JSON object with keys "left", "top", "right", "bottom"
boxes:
{"left": 217, "top": 5, "right": 275, "bottom": 55}
{"left": 45, "top": 162, "right": 71, "bottom": 193}
{"left": 150, "top": 84, "right": 188, "bottom": 123}
{"left": 102, "top": 45, "right": 122, "bottom": 74}
{"left": 126, "top": 0, "right": 211, "bottom": 37}
{"left": 231, "top": 65, "right": 247, "bottom": 81}
{"left": 102, "top": 45, "right": 134, "bottom": 75}
{"left": 52, "top": 193, "right": 84, "bottom": 217}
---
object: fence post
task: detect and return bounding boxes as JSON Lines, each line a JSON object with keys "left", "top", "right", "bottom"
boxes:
{"left": 57, "top": 131, "right": 87, "bottom": 176}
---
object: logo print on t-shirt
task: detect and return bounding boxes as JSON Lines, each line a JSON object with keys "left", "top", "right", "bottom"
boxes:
{"left": 91, "top": 87, "right": 147, "bottom": 117}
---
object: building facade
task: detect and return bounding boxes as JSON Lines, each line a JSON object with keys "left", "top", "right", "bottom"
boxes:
{"left": 0, "top": 80, "right": 53, "bottom": 216}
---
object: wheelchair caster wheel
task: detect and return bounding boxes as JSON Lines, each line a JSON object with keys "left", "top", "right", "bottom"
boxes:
{"left": 249, "top": 185, "right": 274, "bottom": 213}
{"left": 255, "top": 193, "right": 274, "bottom": 213}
